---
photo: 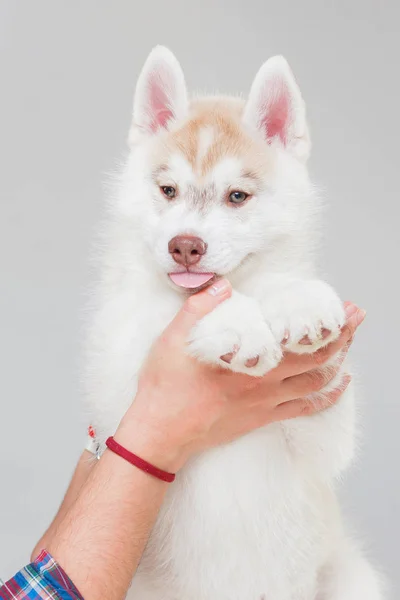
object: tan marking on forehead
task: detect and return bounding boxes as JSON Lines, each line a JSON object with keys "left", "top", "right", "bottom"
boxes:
{"left": 168, "top": 98, "right": 273, "bottom": 181}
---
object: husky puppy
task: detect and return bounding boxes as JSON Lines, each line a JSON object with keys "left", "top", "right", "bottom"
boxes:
{"left": 84, "top": 46, "right": 383, "bottom": 600}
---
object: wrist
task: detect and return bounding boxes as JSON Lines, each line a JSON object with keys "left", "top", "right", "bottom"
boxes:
{"left": 115, "top": 402, "right": 189, "bottom": 474}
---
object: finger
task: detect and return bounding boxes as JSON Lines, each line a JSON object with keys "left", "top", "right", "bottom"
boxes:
{"left": 167, "top": 278, "right": 232, "bottom": 340}
{"left": 279, "top": 306, "right": 366, "bottom": 377}
{"left": 344, "top": 305, "right": 366, "bottom": 343}
{"left": 280, "top": 348, "right": 348, "bottom": 400}
{"left": 273, "top": 374, "right": 352, "bottom": 421}
{"left": 344, "top": 301, "right": 358, "bottom": 319}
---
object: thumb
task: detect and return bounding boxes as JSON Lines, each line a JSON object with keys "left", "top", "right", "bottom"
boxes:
{"left": 169, "top": 278, "right": 232, "bottom": 339}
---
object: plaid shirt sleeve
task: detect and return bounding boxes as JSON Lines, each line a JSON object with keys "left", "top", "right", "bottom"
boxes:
{"left": 0, "top": 550, "right": 84, "bottom": 600}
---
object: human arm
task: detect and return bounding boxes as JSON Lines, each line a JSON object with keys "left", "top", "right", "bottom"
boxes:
{"left": 31, "top": 450, "right": 96, "bottom": 561}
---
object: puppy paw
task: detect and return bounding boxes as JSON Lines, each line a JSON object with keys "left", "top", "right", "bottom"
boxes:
{"left": 188, "top": 292, "right": 282, "bottom": 376}
{"left": 265, "top": 280, "right": 345, "bottom": 354}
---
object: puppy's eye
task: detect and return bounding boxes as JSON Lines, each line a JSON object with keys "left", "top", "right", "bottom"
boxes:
{"left": 228, "top": 191, "right": 249, "bottom": 205}
{"left": 161, "top": 186, "right": 176, "bottom": 199}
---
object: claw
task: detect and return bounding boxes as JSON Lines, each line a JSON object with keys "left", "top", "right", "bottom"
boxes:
{"left": 245, "top": 356, "right": 260, "bottom": 368}
{"left": 281, "top": 329, "right": 290, "bottom": 345}
{"left": 299, "top": 334, "right": 313, "bottom": 345}
{"left": 220, "top": 344, "right": 239, "bottom": 364}
{"left": 220, "top": 352, "right": 234, "bottom": 363}
{"left": 320, "top": 327, "right": 331, "bottom": 340}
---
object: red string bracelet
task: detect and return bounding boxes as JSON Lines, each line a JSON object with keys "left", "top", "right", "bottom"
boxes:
{"left": 105, "top": 436, "right": 176, "bottom": 483}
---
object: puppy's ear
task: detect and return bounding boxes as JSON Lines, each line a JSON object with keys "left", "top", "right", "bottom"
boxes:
{"left": 130, "top": 46, "right": 188, "bottom": 144}
{"left": 243, "top": 56, "right": 310, "bottom": 161}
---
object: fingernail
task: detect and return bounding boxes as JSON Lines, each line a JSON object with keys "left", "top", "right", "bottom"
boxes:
{"left": 208, "top": 278, "right": 230, "bottom": 296}
{"left": 345, "top": 303, "right": 358, "bottom": 318}
{"left": 355, "top": 309, "right": 367, "bottom": 327}
{"left": 343, "top": 373, "right": 352, "bottom": 388}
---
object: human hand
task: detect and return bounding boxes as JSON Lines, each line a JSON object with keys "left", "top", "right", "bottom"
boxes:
{"left": 116, "top": 280, "right": 365, "bottom": 472}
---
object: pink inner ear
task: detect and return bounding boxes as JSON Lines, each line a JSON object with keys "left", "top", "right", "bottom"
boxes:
{"left": 262, "top": 79, "right": 290, "bottom": 145}
{"left": 148, "top": 70, "right": 174, "bottom": 132}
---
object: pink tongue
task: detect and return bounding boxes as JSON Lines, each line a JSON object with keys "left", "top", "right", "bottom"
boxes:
{"left": 169, "top": 272, "right": 214, "bottom": 288}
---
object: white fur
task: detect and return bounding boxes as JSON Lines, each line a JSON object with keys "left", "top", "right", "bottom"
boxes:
{"left": 196, "top": 126, "right": 215, "bottom": 168}
{"left": 189, "top": 291, "right": 283, "bottom": 375}
{"left": 83, "top": 47, "right": 384, "bottom": 599}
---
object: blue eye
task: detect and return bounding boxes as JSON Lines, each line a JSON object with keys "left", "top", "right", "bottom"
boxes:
{"left": 229, "top": 191, "right": 249, "bottom": 204}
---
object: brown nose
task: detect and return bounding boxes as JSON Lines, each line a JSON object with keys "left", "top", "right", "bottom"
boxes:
{"left": 168, "top": 235, "right": 207, "bottom": 267}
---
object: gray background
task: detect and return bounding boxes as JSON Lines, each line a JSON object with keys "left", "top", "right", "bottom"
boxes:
{"left": 0, "top": 0, "right": 399, "bottom": 594}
